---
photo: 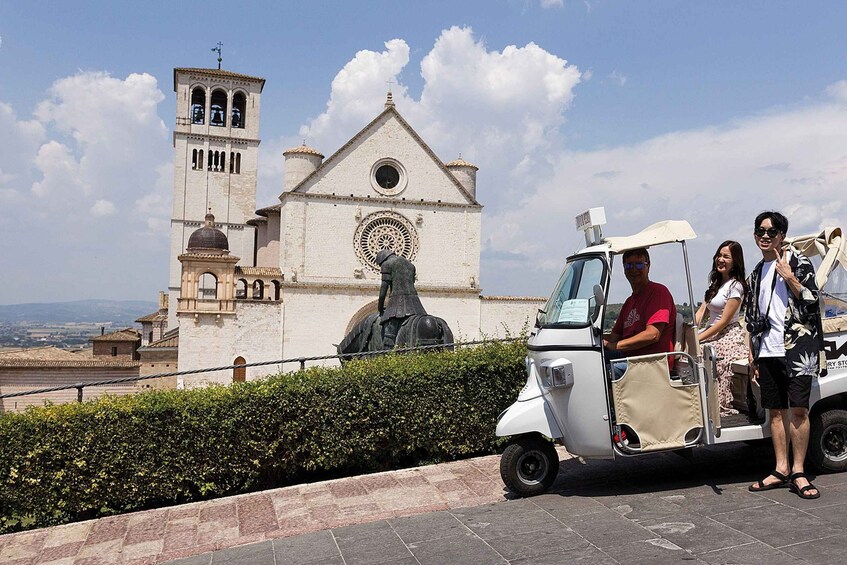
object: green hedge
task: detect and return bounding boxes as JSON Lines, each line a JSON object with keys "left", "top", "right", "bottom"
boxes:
{"left": 0, "top": 340, "right": 526, "bottom": 534}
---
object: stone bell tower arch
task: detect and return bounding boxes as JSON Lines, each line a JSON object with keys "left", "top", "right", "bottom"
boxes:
{"left": 168, "top": 66, "right": 265, "bottom": 328}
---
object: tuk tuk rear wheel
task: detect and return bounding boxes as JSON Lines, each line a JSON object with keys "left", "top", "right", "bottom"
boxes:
{"left": 809, "top": 409, "right": 847, "bottom": 473}
{"left": 500, "top": 435, "right": 559, "bottom": 497}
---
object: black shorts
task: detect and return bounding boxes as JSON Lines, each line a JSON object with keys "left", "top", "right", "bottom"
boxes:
{"left": 757, "top": 357, "right": 812, "bottom": 409}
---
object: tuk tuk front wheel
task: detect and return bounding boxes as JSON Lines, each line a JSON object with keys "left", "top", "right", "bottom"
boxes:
{"left": 809, "top": 409, "right": 847, "bottom": 473}
{"left": 500, "top": 434, "right": 559, "bottom": 497}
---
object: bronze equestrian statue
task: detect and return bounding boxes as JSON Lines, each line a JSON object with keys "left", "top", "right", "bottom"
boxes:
{"left": 337, "top": 250, "right": 453, "bottom": 360}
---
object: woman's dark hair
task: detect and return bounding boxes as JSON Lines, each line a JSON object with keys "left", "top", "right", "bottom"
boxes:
{"left": 704, "top": 240, "right": 749, "bottom": 302}
{"left": 754, "top": 210, "right": 788, "bottom": 234}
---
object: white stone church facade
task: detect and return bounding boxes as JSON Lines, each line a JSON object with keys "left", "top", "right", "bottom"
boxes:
{"left": 165, "top": 67, "right": 544, "bottom": 387}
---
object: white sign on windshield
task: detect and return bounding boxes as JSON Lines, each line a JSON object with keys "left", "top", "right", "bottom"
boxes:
{"left": 556, "top": 299, "right": 590, "bottom": 324}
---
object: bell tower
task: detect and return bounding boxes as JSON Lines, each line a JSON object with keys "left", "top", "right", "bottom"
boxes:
{"left": 168, "top": 67, "right": 265, "bottom": 328}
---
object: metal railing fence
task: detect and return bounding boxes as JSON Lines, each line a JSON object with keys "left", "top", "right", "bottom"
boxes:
{"left": 0, "top": 337, "right": 524, "bottom": 403}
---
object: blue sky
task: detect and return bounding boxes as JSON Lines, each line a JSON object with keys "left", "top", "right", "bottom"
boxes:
{"left": 1, "top": 1, "right": 847, "bottom": 305}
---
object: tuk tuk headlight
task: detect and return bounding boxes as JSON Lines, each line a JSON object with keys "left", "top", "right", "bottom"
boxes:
{"left": 541, "top": 358, "right": 574, "bottom": 389}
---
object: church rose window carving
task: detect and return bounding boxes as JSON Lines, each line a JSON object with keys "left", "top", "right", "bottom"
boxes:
{"left": 355, "top": 211, "right": 419, "bottom": 272}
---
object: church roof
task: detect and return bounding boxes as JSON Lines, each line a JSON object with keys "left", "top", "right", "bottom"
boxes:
{"left": 445, "top": 157, "right": 479, "bottom": 170}
{"left": 174, "top": 68, "right": 266, "bottom": 92}
{"left": 140, "top": 329, "right": 179, "bottom": 350}
{"left": 0, "top": 346, "right": 140, "bottom": 368}
{"left": 287, "top": 105, "right": 480, "bottom": 206}
{"left": 254, "top": 204, "right": 281, "bottom": 217}
{"left": 135, "top": 311, "right": 168, "bottom": 323}
{"left": 90, "top": 329, "right": 141, "bottom": 343}
{"left": 283, "top": 144, "right": 324, "bottom": 158}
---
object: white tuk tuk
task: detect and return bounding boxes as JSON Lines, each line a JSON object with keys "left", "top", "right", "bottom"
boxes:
{"left": 496, "top": 208, "right": 847, "bottom": 497}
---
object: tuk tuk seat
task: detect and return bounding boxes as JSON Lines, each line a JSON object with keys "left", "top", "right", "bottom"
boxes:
{"left": 612, "top": 352, "right": 704, "bottom": 452}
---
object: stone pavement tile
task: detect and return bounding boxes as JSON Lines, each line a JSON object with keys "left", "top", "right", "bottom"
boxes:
{"left": 484, "top": 526, "right": 589, "bottom": 561}
{"left": 778, "top": 533, "right": 844, "bottom": 565}
{"left": 389, "top": 511, "right": 467, "bottom": 544}
{"left": 168, "top": 506, "right": 200, "bottom": 521}
{"left": 38, "top": 557, "right": 76, "bottom": 565}
{"left": 125, "top": 509, "right": 168, "bottom": 546}
{"left": 450, "top": 500, "right": 552, "bottom": 540}
{"left": 196, "top": 502, "right": 238, "bottom": 547}
{"left": 332, "top": 520, "right": 413, "bottom": 565}
{"left": 510, "top": 544, "right": 617, "bottom": 565}
{"left": 122, "top": 539, "right": 164, "bottom": 561}
{"left": 297, "top": 484, "right": 333, "bottom": 506}
{"left": 391, "top": 502, "right": 449, "bottom": 519}
{"left": 698, "top": 541, "right": 799, "bottom": 565}
{"left": 561, "top": 507, "right": 657, "bottom": 549}
{"left": 407, "top": 534, "right": 506, "bottom": 565}
{"left": 157, "top": 543, "right": 217, "bottom": 563}
{"left": 602, "top": 538, "right": 707, "bottom": 564}
{"left": 237, "top": 494, "right": 278, "bottom": 536}
{"left": 36, "top": 540, "right": 84, "bottom": 562}
{"left": 356, "top": 472, "right": 402, "bottom": 492}
{"left": 0, "top": 530, "right": 47, "bottom": 563}
{"left": 800, "top": 471, "right": 847, "bottom": 488}
{"left": 596, "top": 491, "right": 685, "bottom": 522}
{"left": 640, "top": 512, "right": 758, "bottom": 555}
{"left": 749, "top": 479, "right": 840, "bottom": 510}
{"left": 76, "top": 538, "right": 123, "bottom": 560}
{"left": 210, "top": 540, "right": 274, "bottom": 565}
{"left": 393, "top": 470, "right": 429, "bottom": 488}
{"left": 271, "top": 530, "right": 341, "bottom": 565}
{"left": 327, "top": 478, "right": 369, "bottom": 498}
{"left": 366, "top": 485, "right": 445, "bottom": 513}
{"left": 710, "top": 503, "right": 844, "bottom": 548}
{"left": 806, "top": 500, "right": 847, "bottom": 526}
{"left": 42, "top": 520, "right": 91, "bottom": 548}
{"left": 161, "top": 554, "right": 212, "bottom": 565}
{"left": 162, "top": 520, "right": 198, "bottom": 553}
{"left": 657, "top": 484, "right": 778, "bottom": 516}
{"left": 529, "top": 492, "right": 608, "bottom": 519}
{"left": 84, "top": 515, "right": 129, "bottom": 546}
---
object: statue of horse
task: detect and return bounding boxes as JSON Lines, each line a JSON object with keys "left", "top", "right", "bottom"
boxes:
{"left": 337, "top": 313, "right": 454, "bottom": 361}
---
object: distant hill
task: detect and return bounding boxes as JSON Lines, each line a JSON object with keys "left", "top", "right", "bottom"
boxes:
{"left": 0, "top": 300, "right": 158, "bottom": 324}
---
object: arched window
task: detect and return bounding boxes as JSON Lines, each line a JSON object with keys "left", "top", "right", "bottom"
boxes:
{"left": 192, "top": 148, "right": 199, "bottom": 170}
{"left": 252, "top": 280, "right": 264, "bottom": 299}
{"left": 210, "top": 89, "right": 227, "bottom": 127}
{"left": 220, "top": 151, "right": 225, "bottom": 173}
{"left": 236, "top": 152, "right": 241, "bottom": 174}
{"left": 235, "top": 279, "right": 247, "bottom": 299}
{"left": 272, "top": 280, "right": 281, "bottom": 301}
{"left": 198, "top": 272, "right": 218, "bottom": 299}
{"left": 191, "top": 87, "right": 205, "bottom": 124}
{"left": 233, "top": 356, "right": 246, "bottom": 383}
{"left": 198, "top": 149, "right": 204, "bottom": 170}
{"left": 207, "top": 150, "right": 213, "bottom": 171}
{"left": 231, "top": 92, "right": 246, "bottom": 128}
{"left": 229, "top": 151, "right": 235, "bottom": 174}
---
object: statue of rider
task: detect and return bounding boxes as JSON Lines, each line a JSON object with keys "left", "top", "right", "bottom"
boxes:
{"left": 376, "top": 249, "right": 427, "bottom": 348}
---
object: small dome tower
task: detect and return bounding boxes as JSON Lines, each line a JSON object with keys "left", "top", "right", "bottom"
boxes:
{"left": 282, "top": 143, "right": 324, "bottom": 191}
{"left": 445, "top": 156, "right": 479, "bottom": 199}
{"left": 187, "top": 212, "right": 230, "bottom": 253}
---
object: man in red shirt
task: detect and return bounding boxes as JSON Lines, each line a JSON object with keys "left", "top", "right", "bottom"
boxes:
{"left": 604, "top": 248, "right": 677, "bottom": 377}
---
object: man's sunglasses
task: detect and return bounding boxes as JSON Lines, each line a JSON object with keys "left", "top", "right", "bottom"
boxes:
{"left": 754, "top": 227, "right": 782, "bottom": 238}
{"left": 624, "top": 261, "right": 649, "bottom": 271}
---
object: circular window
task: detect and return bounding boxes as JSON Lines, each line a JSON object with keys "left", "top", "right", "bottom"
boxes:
{"left": 370, "top": 159, "right": 407, "bottom": 195}
{"left": 375, "top": 165, "right": 400, "bottom": 189}
{"left": 354, "top": 211, "right": 419, "bottom": 272}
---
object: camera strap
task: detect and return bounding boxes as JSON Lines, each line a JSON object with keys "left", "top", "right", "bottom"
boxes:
{"left": 760, "top": 265, "right": 779, "bottom": 322}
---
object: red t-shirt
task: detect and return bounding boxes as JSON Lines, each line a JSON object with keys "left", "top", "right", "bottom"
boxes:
{"left": 612, "top": 281, "right": 677, "bottom": 366}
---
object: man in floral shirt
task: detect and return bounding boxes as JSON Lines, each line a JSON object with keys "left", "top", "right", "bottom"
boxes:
{"left": 745, "top": 211, "right": 824, "bottom": 499}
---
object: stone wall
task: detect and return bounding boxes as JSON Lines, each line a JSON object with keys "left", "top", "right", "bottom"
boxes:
{"left": 0, "top": 367, "right": 139, "bottom": 413}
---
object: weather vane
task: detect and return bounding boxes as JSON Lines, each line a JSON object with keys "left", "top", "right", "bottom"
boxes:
{"left": 211, "top": 42, "right": 223, "bottom": 70}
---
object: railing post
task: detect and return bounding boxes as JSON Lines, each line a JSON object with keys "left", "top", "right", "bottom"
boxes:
{"left": 75, "top": 383, "right": 84, "bottom": 403}
{"left": 298, "top": 358, "right": 306, "bottom": 371}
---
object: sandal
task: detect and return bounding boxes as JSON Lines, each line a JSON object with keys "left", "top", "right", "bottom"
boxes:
{"left": 748, "top": 470, "right": 789, "bottom": 492}
{"left": 789, "top": 472, "right": 821, "bottom": 500}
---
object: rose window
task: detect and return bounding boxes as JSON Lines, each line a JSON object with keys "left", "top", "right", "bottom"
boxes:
{"left": 355, "top": 211, "right": 419, "bottom": 272}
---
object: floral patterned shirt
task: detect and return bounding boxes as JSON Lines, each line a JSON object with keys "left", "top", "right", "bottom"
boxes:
{"left": 744, "top": 249, "right": 825, "bottom": 377}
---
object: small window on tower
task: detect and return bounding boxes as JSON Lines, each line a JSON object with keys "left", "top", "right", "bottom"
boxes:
{"left": 210, "top": 90, "right": 227, "bottom": 127}
{"left": 232, "top": 92, "right": 246, "bottom": 129}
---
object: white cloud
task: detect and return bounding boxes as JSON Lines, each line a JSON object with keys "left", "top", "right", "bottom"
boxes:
{"left": 609, "top": 69, "right": 628, "bottom": 86}
{"left": 540, "top": 0, "right": 564, "bottom": 7}
{"left": 826, "top": 80, "right": 847, "bottom": 103}
{"left": 90, "top": 199, "right": 116, "bottom": 216}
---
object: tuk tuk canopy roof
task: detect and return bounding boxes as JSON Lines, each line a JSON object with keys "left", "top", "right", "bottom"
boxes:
{"left": 602, "top": 220, "right": 697, "bottom": 254}
{"left": 785, "top": 227, "right": 847, "bottom": 289}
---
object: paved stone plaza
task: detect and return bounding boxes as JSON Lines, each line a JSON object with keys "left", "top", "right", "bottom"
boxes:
{"left": 2, "top": 442, "right": 847, "bottom": 564}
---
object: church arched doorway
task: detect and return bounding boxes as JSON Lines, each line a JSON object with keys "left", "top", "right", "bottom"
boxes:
{"left": 233, "top": 356, "right": 246, "bottom": 383}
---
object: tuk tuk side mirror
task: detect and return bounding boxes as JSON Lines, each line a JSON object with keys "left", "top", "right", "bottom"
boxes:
{"left": 591, "top": 284, "right": 605, "bottom": 321}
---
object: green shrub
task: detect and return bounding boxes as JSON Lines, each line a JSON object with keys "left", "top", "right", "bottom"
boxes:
{"left": 0, "top": 340, "right": 526, "bottom": 534}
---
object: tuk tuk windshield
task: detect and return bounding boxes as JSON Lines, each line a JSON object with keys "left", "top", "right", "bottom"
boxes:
{"left": 538, "top": 255, "right": 606, "bottom": 327}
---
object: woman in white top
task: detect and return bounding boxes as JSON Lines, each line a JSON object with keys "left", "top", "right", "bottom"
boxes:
{"left": 695, "top": 240, "right": 749, "bottom": 415}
